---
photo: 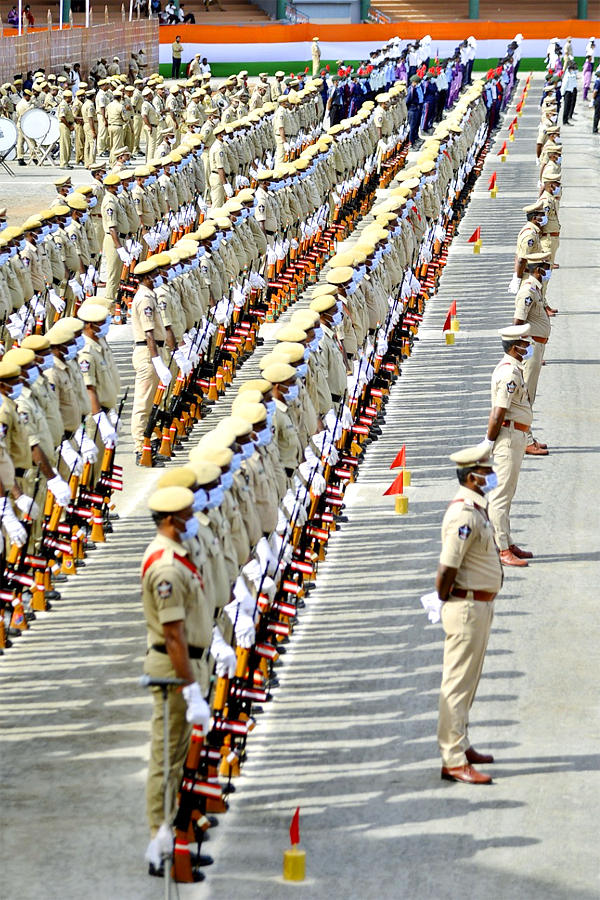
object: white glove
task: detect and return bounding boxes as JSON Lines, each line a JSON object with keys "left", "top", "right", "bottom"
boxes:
{"left": 476, "top": 437, "right": 495, "bottom": 455}
{"left": 508, "top": 272, "right": 520, "bottom": 294}
{"left": 181, "top": 682, "right": 211, "bottom": 732}
{"left": 82, "top": 276, "right": 95, "bottom": 295}
{"left": 420, "top": 590, "right": 444, "bottom": 624}
{"left": 224, "top": 183, "right": 234, "bottom": 198}
{"left": 0, "top": 497, "right": 28, "bottom": 547}
{"left": 256, "top": 535, "right": 277, "bottom": 575}
{"left": 173, "top": 347, "right": 193, "bottom": 377}
{"left": 284, "top": 141, "right": 291, "bottom": 152}
{"left": 232, "top": 575, "right": 258, "bottom": 615}
{"left": 341, "top": 405, "right": 354, "bottom": 430}
{"left": 107, "top": 407, "right": 123, "bottom": 434}
{"left": 210, "top": 626, "right": 236, "bottom": 679}
{"left": 47, "top": 473, "right": 72, "bottom": 507}
{"left": 145, "top": 823, "right": 173, "bottom": 870}
{"left": 233, "top": 611, "right": 256, "bottom": 649}
{"left": 93, "top": 411, "right": 118, "bottom": 449}
{"left": 48, "top": 288, "right": 66, "bottom": 313}
{"left": 59, "top": 440, "right": 84, "bottom": 477}
{"left": 116, "top": 247, "right": 131, "bottom": 265}
{"left": 152, "top": 356, "right": 172, "bottom": 387}
{"left": 78, "top": 433, "right": 99, "bottom": 464}
{"left": 68, "top": 278, "right": 84, "bottom": 300}
{"left": 14, "top": 493, "right": 40, "bottom": 520}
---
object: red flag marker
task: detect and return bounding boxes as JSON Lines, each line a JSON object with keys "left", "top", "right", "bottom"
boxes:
{"left": 449, "top": 299, "right": 457, "bottom": 316}
{"left": 487, "top": 172, "right": 497, "bottom": 191}
{"left": 497, "top": 141, "right": 507, "bottom": 156}
{"left": 511, "top": 116, "right": 518, "bottom": 129}
{"left": 390, "top": 445, "right": 406, "bottom": 469}
{"left": 290, "top": 807, "right": 300, "bottom": 846}
{"left": 467, "top": 227, "right": 481, "bottom": 243}
{"left": 442, "top": 308, "right": 452, "bottom": 332}
{"left": 383, "top": 471, "right": 404, "bottom": 496}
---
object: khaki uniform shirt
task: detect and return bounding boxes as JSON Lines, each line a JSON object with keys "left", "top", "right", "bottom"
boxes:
{"left": 491, "top": 354, "right": 533, "bottom": 427}
{"left": 141, "top": 532, "right": 212, "bottom": 688}
{"left": 79, "top": 335, "right": 119, "bottom": 410}
{"left": 516, "top": 222, "right": 541, "bottom": 259}
{"left": 45, "top": 357, "right": 81, "bottom": 434}
{"left": 31, "top": 372, "right": 64, "bottom": 446}
{"left": 16, "top": 384, "right": 55, "bottom": 460}
{"left": 439, "top": 486, "right": 503, "bottom": 592}
{"left": 0, "top": 395, "right": 32, "bottom": 470}
{"left": 514, "top": 276, "right": 551, "bottom": 339}
{"left": 131, "top": 284, "right": 167, "bottom": 344}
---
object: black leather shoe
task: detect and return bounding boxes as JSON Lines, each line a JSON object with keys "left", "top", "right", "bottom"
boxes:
{"left": 148, "top": 862, "right": 205, "bottom": 881}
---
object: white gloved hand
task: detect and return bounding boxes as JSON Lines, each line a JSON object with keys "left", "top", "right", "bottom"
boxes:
{"left": 48, "top": 288, "right": 66, "bottom": 312}
{"left": 224, "top": 183, "right": 234, "bottom": 198}
{"left": 210, "top": 626, "right": 236, "bottom": 678}
{"left": 47, "top": 473, "right": 72, "bottom": 507}
{"left": 173, "top": 347, "right": 193, "bottom": 377}
{"left": 508, "top": 272, "right": 520, "bottom": 294}
{"left": 14, "top": 493, "right": 40, "bottom": 520}
{"left": 144, "top": 823, "right": 173, "bottom": 869}
{"left": 341, "top": 405, "right": 354, "bottom": 430}
{"left": 476, "top": 437, "right": 495, "bottom": 455}
{"left": 59, "top": 440, "right": 84, "bottom": 477}
{"left": 420, "top": 590, "right": 444, "bottom": 624}
{"left": 82, "top": 276, "right": 95, "bottom": 295}
{"left": 233, "top": 611, "right": 256, "bottom": 648}
{"left": 93, "top": 411, "right": 118, "bottom": 449}
{"left": 79, "top": 434, "right": 99, "bottom": 464}
{"left": 181, "top": 682, "right": 211, "bottom": 732}
{"left": 0, "top": 497, "right": 28, "bottom": 547}
{"left": 68, "top": 278, "right": 84, "bottom": 300}
{"left": 256, "top": 535, "right": 277, "bottom": 575}
{"left": 116, "top": 247, "right": 131, "bottom": 265}
{"left": 107, "top": 407, "right": 123, "bottom": 434}
{"left": 152, "top": 356, "right": 172, "bottom": 387}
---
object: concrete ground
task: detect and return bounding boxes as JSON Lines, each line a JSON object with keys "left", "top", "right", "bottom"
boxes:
{"left": 0, "top": 80, "right": 599, "bottom": 900}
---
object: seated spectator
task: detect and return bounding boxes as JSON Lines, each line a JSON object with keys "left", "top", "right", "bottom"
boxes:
{"left": 23, "top": 4, "right": 35, "bottom": 25}
{"left": 180, "top": 2, "right": 195, "bottom": 21}
{"left": 7, "top": 5, "right": 19, "bottom": 26}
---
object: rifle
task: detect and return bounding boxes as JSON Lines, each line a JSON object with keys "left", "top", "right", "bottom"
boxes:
{"left": 139, "top": 350, "right": 176, "bottom": 468}
{"left": 4, "top": 469, "right": 42, "bottom": 627}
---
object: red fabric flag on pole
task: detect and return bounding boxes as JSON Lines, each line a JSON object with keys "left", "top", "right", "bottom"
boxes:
{"left": 383, "top": 471, "right": 404, "bottom": 496}
{"left": 390, "top": 445, "right": 406, "bottom": 469}
{"left": 511, "top": 116, "right": 518, "bottom": 129}
{"left": 487, "top": 172, "right": 497, "bottom": 190}
{"left": 290, "top": 807, "right": 300, "bottom": 846}
{"left": 442, "top": 308, "right": 452, "bottom": 332}
{"left": 449, "top": 299, "right": 457, "bottom": 317}
{"left": 467, "top": 227, "right": 481, "bottom": 243}
{"left": 497, "top": 141, "right": 507, "bottom": 156}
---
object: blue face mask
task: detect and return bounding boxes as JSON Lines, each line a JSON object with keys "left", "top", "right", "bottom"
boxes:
{"left": 285, "top": 384, "right": 299, "bottom": 401}
{"left": 331, "top": 311, "right": 342, "bottom": 327}
{"left": 9, "top": 383, "right": 23, "bottom": 400}
{"left": 479, "top": 471, "right": 498, "bottom": 494}
{"left": 230, "top": 452, "right": 242, "bottom": 473}
{"left": 19, "top": 240, "right": 26, "bottom": 251}
{"left": 255, "top": 429, "right": 272, "bottom": 447}
{"left": 314, "top": 327, "right": 323, "bottom": 341}
{"left": 75, "top": 336, "right": 85, "bottom": 351}
{"left": 177, "top": 514, "right": 200, "bottom": 540}
{"left": 522, "top": 343, "right": 534, "bottom": 360}
{"left": 126, "top": 182, "right": 135, "bottom": 192}
{"left": 40, "top": 355, "right": 54, "bottom": 371}
{"left": 205, "top": 485, "right": 224, "bottom": 509}
{"left": 98, "top": 321, "right": 110, "bottom": 338}
{"left": 541, "top": 269, "right": 551, "bottom": 282}
{"left": 220, "top": 470, "right": 234, "bottom": 490}
{"left": 80, "top": 212, "right": 89, "bottom": 224}
{"left": 153, "top": 275, "right": 163, "bottom": 288}
{"left": 241, "top": 442, "right": 254, "bottom": 460}
{"left": 65, "top": 344, "right": 78, "bottom": 361}
{"left": 117, "top": 185, "right": 124, "bottom": 195}
{"left": 27, "top": 366, "right": 41, "bottom": 385}
{"left": 296, "top": 363, "right": 308, "bottom": 378}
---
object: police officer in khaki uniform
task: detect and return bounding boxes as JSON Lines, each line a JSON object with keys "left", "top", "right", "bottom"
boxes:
{"left": 508, "top": 199, "right": 546, "bottom": 292}
{"left": 58, "top": 89, "right": 75, "bottom": 169}
{"left": 435, "top": 445, "right": 503, "bottom": 785}
{"left": 101, "top": 173, "right": 130, "bottom": 307}
{"left": 141, "top": 486, "right": 213, "bottom": 867}
{"left": 476, "top": 325, "right": 534, "bottom": 568}
{"left": 130, "top": 256, "right": 172, "bottom": 464}
{"left": 21, "top": 334, "right": 65, "bottom": 448}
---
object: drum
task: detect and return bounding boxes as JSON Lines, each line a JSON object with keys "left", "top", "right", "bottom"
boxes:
{"left": 0, "top": 116, "right": 18, "bottom": 154}
{"left": 41, "top": 115, "right": 60, "bottom": 146}
{"left": 20, "top": 108, "right": 51, "bottom": 141}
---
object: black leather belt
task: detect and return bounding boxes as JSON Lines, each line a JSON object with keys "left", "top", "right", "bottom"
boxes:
{"left": 119, "top": 233, "right": 128, "bottom": 238}
{"left": 151, "top": 644, "right": 205, "bottom": 659}
{"left": 15, "top": 467, "right": 26, "bottom": 477}
{"left": 331, "top": 392, "right": 342, "bottom": 402}
{"left": 135, "top": 340, "right": 164, "bottom": 346}
{"left": 266, "top": 229, "right": 276, "bottom": 236}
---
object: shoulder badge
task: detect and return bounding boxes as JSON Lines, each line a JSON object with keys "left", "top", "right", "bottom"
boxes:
{"left": 19, "top": 411, "right": 29, "bottom": 425}
{"left": 527, "top": 238, "right": 534, "bottom": 247}
{"left": 156, "top": 580, "right": 173, "bottom": 599}
{"left": 463, "top": 498, "right": 474, "bottom": 507}
{"left": 506, "top": 381, "right": 517, "bottom": 393}
{"left": 143, "top": 306, "right": 153, "bottom": 318}
{"left": 524, "top": 296, "right": 532, "bottom": 306}
{"left": 458, "top": 524, "right": 472, "bottom": 540}
{"left": 79, "top": 359, "right": 90, "bottom": 373}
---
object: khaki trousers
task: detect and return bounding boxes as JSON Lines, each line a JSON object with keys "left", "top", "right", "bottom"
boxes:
{"left": 488, "top": 426, "right": 527, "bottom": 550}
{"left": 102, "top": 234, "right": 122, "bottom": 303}
{"left": 108, "top": 124, "right": 124, "bottom": 164}
{"left": 131, "top": 345, "right": 159, "bottom": 451}
{"left": 133, "top": 114, "right": 143, "bottom": 153}
{"left": 97, "top": 116, "right": 109, "bottom": 153}
{"left": 540, "top": 234, "right": 560, "bottom": 263}
{"left": 146, "top": 683, "right": 191, "bottom": 835}
{"left": 144, "top": 125, "right": 157, "bottom": 163}
{"left": 59, "top": 122, "right": 72, "bottom": 167}
{"left": 438, "top": 597, "right": 494, "bottom": 768}
{"left": 84, "top": 131, "right": 97, "bottom": 168}
{"left": 75, "top": 125, "right": 85, "bottom": 164}
{"left": 274, "top": 140, "right": 286, "bottom": 166}
{"left": 312, "top": 58, "right": 320, "bottom": 77}
{"left": 209, "top": 173, "right": 225, "bottom": 208}
{"left": 124, "top": 122, "right": 134, "bottom": 153}
{"left": 523, "top": 340, "right": 545, "bottom": 444}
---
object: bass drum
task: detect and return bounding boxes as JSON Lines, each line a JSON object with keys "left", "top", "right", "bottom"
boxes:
{"left": 41, "top": 115, "right": 60, "bottom": 146}
{"left": 0, "top": 116, "right": 18, "bottom": 153}
{"left": 20, "top": 108, "right": 51, "bottom": 141}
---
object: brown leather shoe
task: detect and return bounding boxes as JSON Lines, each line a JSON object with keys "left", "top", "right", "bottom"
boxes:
{"left": 500, "top": 549, "right": 529, "bottom": 567}
{"left": 546, "top": 307, "right": 557, "bottom": 316}
{"left": 441, "top": 764, "right": 492, "bottom": 784}
{"left": 525, "top": 441, "right": 549, "bottom": 456}
{"left": 509, "top": 544, "right": 534, "bottom": 559}
{"left": 535, "top": 440, "right": 548, "bottom": 449}
{"left": 466, "top": 746, "right": 495, "bottom": 764}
